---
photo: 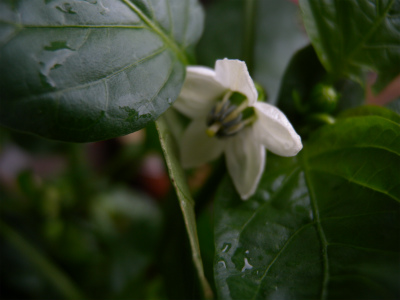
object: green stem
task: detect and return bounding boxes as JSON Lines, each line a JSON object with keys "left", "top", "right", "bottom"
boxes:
{"left": 242, "top": 0, "right": 257, "bottom": 74}
{"left": 0, "top": 220, "right": 86, "bottom": 300}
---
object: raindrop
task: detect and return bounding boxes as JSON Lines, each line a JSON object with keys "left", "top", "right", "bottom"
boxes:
{"left": 221, "top": 243, "right": 231, "bottom": 253}
{"left": 217, "top": 260, "right": 226, "bottom": 269}
{"left": 241, "top": 257, "right": 253, "bottom": 272}
{"left": 56, "top": 3, "right": 77, "bottom": 14}
{"left": 99, "top": 1, "right": 110, "bottom": 15}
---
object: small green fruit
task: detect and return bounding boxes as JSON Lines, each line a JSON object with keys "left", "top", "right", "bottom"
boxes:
{"left": 310, "top": 83, "right": 339, "bottom": 113}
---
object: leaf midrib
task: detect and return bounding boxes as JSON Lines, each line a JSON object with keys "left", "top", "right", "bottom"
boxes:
{"left": 122, "top": 0, "right": 188, "bottom": 64}
{"left": 0, "top": 1, "right": 189, "bottom": 64}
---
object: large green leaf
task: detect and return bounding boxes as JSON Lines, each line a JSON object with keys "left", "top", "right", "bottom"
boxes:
{"left": 214, "top": 107, "right": 400, "bottom": 299}
{"left": 0, "top": 0, "right": 203, "bottom": 142}
{"left": 197, "top": 0, "right": 308, "bottom": 104}
{"left": 299, "top": 0, "right": 400, "bottom": 92}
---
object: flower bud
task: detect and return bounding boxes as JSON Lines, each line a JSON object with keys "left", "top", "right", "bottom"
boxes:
{"left": 310, "top": 83, "right": 339, "bottom": 113}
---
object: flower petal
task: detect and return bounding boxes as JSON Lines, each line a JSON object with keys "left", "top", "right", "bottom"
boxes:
{"left": 253, "top": 102, "right": 302, "bottom": 156}
{"left": 174, "top": 66, "right": 226, "bottom": 119}
{"left": 225, "top": 128, "right": 265, "bottom": 200}
{"left": 180, "top": 118, "right": 225, "bottom": 168}
{"left": 215, "top": 59, "right": 258, "bottom": 105}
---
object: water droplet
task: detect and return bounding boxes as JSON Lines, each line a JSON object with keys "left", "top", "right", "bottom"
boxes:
{"left": 38, "top": 47, "right": 73, "bottom": 88}
{"left": 221, "top": 243, "right": 231, "bottom": 253}
{"left": 217, "top": 260, "right": 226, "bottom": 269}
{"left": 56, "top": 3, "right": 77, "bottom": 14}
{"left": 241, "top": 257, "right": 253, "bottom": 272}
{"left": 99, "top": 0, "right": 110, "bottom": 15}
{"left": 44, "top": 41, "right": 72, "bottom": 51}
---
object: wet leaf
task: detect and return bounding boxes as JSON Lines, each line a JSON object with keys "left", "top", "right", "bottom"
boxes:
{"left": 214, "top": 106, "right": 400, "bottom": 299}
{"left": 299, "top": 0, "right": 400, "bottom": 92}
{"left": 0, "top": 0, "right": 203, "bottom": 142}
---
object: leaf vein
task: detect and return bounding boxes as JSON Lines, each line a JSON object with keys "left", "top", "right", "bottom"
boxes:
{"left": 251, "top": 222, "right": 316, "bottom": 300}
{"left": 308, "top": 144, "right": 400, "bottom": 159}
{"left": 346, "top": 0, "right": 395, "bottom": 61}
{"left": 14, "top": 46, "right": 167, "bottom": 103}
{"left": 309, "top": 168, "right": 400, "bottom": 202}
{"left": 327, "top": 242, "right": 399, "bottom": 255}
{"left": 122, "top": 0, "right": 187, "bottom": 64}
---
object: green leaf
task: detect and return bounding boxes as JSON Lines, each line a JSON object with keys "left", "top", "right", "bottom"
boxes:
{"left": 197, "top": 0, "right": 308, "bottom": 104}
{"left": 155, "top": 115, "right": 213, "bottom": 300}
{"left": 214, "top": 107, "right": 400, "bottom": 299}
{"left": 338, "top": 105, "right": 400, "bottom": 123}
{"left": 299, "top": 0, "right": 400, "bottom": 92}
{"left": 0, "top": 0, "right": 203, "bottom": 142}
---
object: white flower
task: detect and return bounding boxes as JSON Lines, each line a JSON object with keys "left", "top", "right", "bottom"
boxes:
{"left": 174, "top": 59, "right": 302, "bottom": 200}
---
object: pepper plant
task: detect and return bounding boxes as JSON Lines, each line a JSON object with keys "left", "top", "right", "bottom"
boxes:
{"left": 0, "top": 0, "right": 399, "bottom": 299}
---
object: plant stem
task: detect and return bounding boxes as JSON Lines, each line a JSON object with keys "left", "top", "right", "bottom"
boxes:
{"left": 0, "top": 220, "right": 86, "bottom": 300}
{"left": 242, "top": 0, "right": 257, "bottom": 75}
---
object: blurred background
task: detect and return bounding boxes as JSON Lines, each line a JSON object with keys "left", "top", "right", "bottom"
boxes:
{"left": 0, "top": 122, "right": 216, "bottom": 300}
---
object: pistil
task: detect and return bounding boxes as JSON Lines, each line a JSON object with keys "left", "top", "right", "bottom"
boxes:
{"left": 206, "top": 122, "right": 222, "bottom": 137}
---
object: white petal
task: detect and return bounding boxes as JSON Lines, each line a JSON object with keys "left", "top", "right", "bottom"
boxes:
{"left": 180, "top": 118, "right": 225, "bottom": 168}
{"left": 253, "top": 102, "right": 302, "bottom": 156}
{"left": 215, "top": 59, "right": 258, "bottom": 105}
{"left": 225, "top": 128, "right": 265, "bottom": 200}
{"left": 174, "top": 66, "right": 226, "bottom": 119}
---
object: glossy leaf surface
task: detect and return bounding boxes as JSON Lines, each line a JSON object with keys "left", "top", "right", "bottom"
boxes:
{"left": 214, "top": 107, "right": 400, "bottom": 299}
{"left": 0, "top": 0, "right": 203, "bottom": 142}
{"left": 299, "top": 0, "right": 400, "bottom": 91}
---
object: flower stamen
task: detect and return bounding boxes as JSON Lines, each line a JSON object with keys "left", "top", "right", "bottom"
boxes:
{"left": 206, "top": 91, "right": 257, "bottom": 138}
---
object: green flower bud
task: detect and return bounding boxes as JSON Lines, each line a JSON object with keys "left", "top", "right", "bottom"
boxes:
{"left": 310, "top": 83, "right": 340, "bottom": 113}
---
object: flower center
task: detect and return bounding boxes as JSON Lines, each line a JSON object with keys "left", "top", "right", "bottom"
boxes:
{"left": 206, "top": 91, "right": 257, "bottom": 138}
